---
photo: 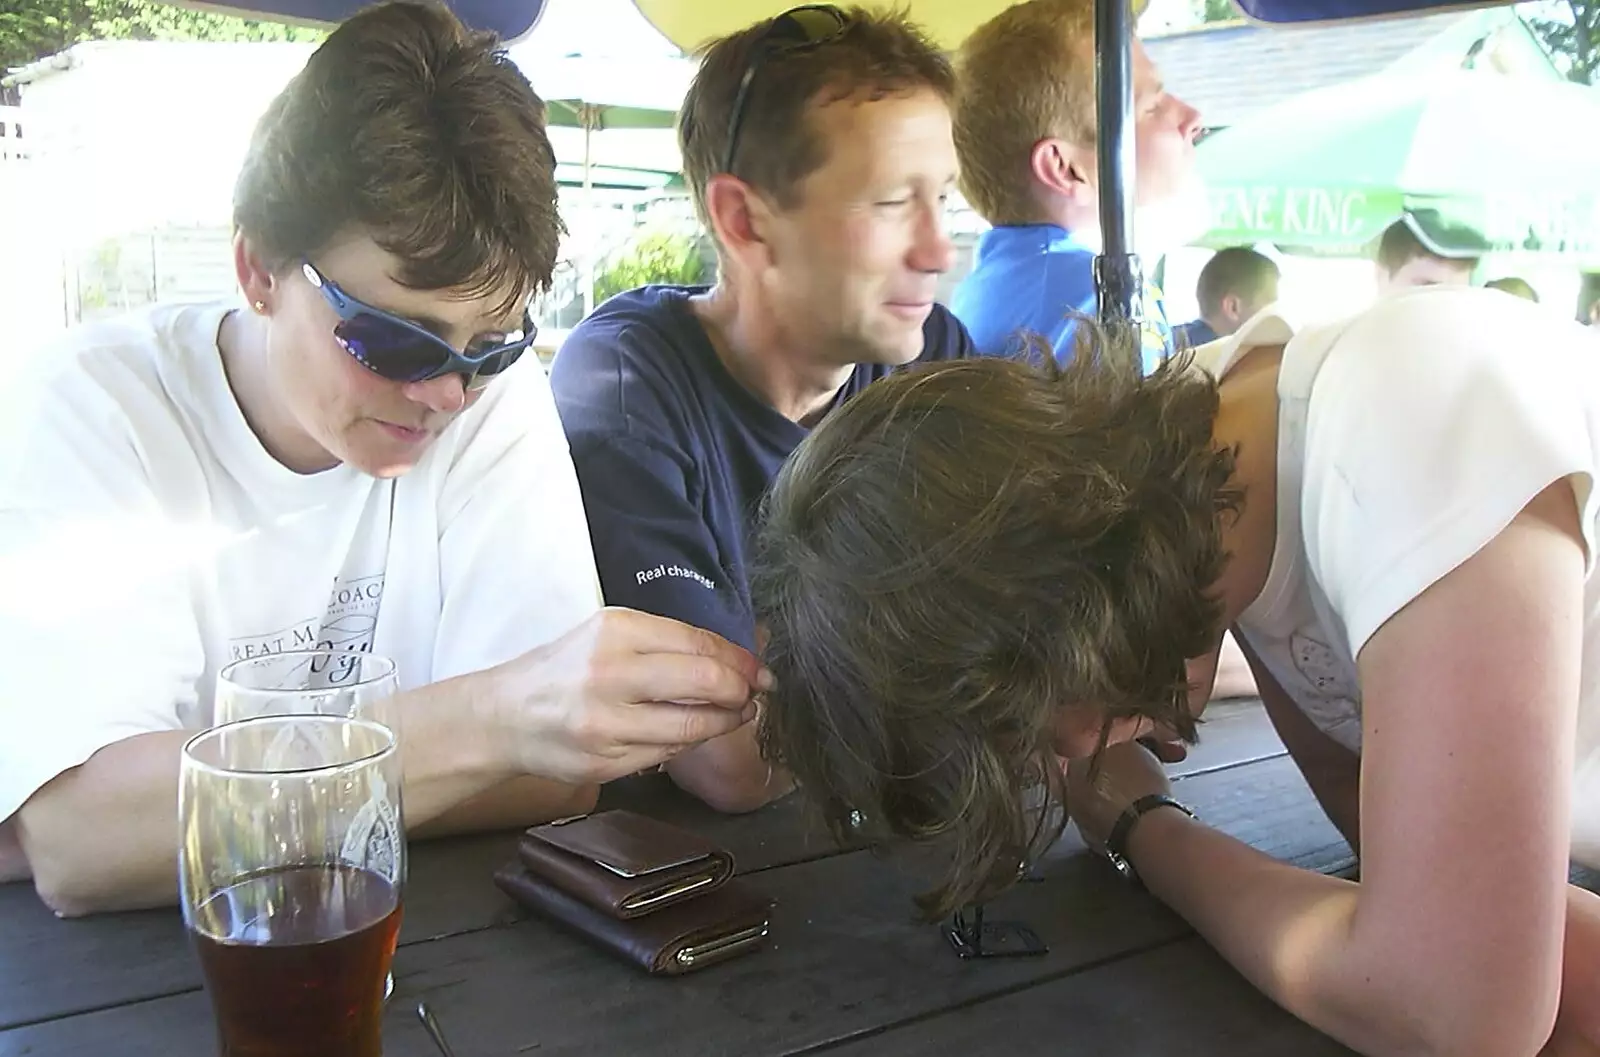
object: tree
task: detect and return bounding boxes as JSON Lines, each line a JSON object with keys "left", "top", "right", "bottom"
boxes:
{"left": 592, "top": 230, "right": 705, "bottom": 307}
{"left": 1, "top": 0, "right": 322, "bottom": 77}
{"left": 1194, "top": 0, "right": 1239, "bottom": 23}
{"left": 1522, "top": 0, "right": 1598, "bottom": 84}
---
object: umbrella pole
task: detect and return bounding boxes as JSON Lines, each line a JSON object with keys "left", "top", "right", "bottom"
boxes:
{"left": 583, "top": 110, "right": 596, "bottom": 318}
{"left": 1093, "top": 0, "right": 1142, "bottom": 327}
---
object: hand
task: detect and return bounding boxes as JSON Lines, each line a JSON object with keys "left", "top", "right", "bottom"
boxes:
{"left": 487, "top": 607, "right": 772, "bottom": 785}
{"left": 1138, "top": 732, "right": 1189, "bottom": 765}
{"left": 1065, "top": 741, "right": 1175, "bottom": 852}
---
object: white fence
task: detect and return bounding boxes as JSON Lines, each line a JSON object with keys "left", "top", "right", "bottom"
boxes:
{"left": 0, "top": 105, "right": 25, "bottom": 162}
{"left": 0, "top": 105, "right": 69, "bottom": 355}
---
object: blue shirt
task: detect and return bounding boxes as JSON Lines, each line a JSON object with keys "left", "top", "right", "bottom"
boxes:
{"left": 950, "top": 224, "right": 1172, "bottom": 373}
{"left": 549, "top": 286, "right": 975, "bottom": 651}
{"left": 1173, "top": 318, "right": 1219, "bottom": 348}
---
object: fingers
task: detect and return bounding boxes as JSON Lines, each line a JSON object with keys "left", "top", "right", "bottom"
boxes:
{"left": 598, "top": 650, "right": 763, "bottom": 713}
{"left": 1137, "top": 735, "right": 1189, "bottom": 764}
{"left": 601, "top": 608, "right": 773, "bottom": 689}
{"left": 580, "top": 700, "right": 751, "bottom": 756}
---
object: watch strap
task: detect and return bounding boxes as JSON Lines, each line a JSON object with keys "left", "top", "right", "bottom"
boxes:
{"left": 1103, "top": 793, "right": 1195, "bottom": 889}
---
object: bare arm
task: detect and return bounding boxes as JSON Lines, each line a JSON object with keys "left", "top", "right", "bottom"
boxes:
{"left": 1546, "top": 885, "right": 1600, "bottom": 1055}
{"left": 0, "top": 819, "right": 27, "bottom": 883}
{"left": 1235, "top": 633, "right": 1363, "bottom": 854}
{"left": 18, "top": 609, "right": 767, "bottom": 917}
{"left": 17, "top": 673, "right": 528, "bottom": 916}
{"left": 1127, "top": 484, "right": 1583, "bottom": 1057}
{"left": 409, "top": 775, "right": 597, "bottom": 838}
{"left": 666, "top": 726, "right": 792, "bottom": 814}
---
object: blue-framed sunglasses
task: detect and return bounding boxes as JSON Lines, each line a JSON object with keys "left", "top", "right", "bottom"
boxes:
{"left": 301, "top": 260, "right": 537, "bottom": 391}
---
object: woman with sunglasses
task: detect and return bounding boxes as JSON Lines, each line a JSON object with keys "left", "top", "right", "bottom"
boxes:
{"left": 0, "top": 0, "right": 768, "bottom": 917}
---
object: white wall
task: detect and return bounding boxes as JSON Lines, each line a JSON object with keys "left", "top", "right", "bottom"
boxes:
{"left": 0, "top": 141, "right": 70, "bottom": 357}
{"left": 4, "top": 42, "right": 317, "bottom": 336}
{"left": 17, "top": 41, "right": 318, "bottom": 245}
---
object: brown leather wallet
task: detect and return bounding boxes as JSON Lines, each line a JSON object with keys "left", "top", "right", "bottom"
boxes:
{"left": 516, "top": 811, "right": 735, "bottom": 920}
{"left": 494, "top": 863, "right": 772, "bottom": 975}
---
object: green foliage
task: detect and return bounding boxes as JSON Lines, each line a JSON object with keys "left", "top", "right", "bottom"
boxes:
{"left": 592, "top": 231, "right": 705, "bottom": 305}
{"left": 1195, "top": 0, "right": 1238, "bottom": 22}
{"left": 1523, "top": 0, "right": 1598, "bottom": 84}
{"left": 1, "top": 0, "right": 323, "bottom": 74}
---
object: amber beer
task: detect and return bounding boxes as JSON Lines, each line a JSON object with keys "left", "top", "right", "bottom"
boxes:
{"left": 190, "top": 864, "right": 402, "bottom": 1057}
{"left": 180, "top": 714, "right": 407, "bottom": 1057}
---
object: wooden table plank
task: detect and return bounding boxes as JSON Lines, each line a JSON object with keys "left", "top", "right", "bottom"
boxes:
{"left": 0, "top": 700, "right": 1290, "bottom": 1032}
{"left": 1, "top": 753, "right": 1350, "bottom": 1055}
{"left": 0, "top": 897, "right": 190, "bottom": 1032}
{"left": 1171, "top": 698, "right": 1284, "bottom": 778}
{"left": 400, "top": 770, "right": 860, "bottom": 944}
{"left": 9, "top": 860, "right": 1585, "bottom": 1057}
{"left": 0, "top": 847, "right": 1193, "bottom": 1057}
{"left": 814, "top": 936, "right": 1358, "bottom": 1057}
{"left": 827, "top": 868, "right": 1600, "bottom": 1057}
{"left": 0, "top": 770, "right": 847, "bottom": 1031}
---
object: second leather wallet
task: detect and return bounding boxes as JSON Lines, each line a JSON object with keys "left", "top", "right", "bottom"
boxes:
{"left": 494, "top": 863, "right": 771, "bottom": 975}
{"left": 517, "top": 810, "right": 735, "bottom": 919}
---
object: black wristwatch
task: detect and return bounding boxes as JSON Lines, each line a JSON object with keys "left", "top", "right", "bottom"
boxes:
{"left": 1102, "top": 793, "right": 1196, "bottom": 890}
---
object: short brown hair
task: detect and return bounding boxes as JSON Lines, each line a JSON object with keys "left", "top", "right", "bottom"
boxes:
{"left": 233, "top": 0, "right": 561, "bottom": 315}
{"left": 751, "top": 323, "right": 1236, "bottom": 917}
{"left": 1197, "top": 247, "right": 1280, "bottom": 316}
{"left": 1375, "top": 218, "right": 1475, "bottom": 279}
{"left": 677, "top": 6, "right": 955, "bottom": 235}
{"left": 953, "top": 0, "right": 1098, "bottom": 225}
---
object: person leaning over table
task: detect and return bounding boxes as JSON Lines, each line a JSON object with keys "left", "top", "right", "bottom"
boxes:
{"left": 0, "top": 0, "right": 770, "bottom": 918}
{"left": 749, "top": 289, "right": 1599, "bottom": 1056}
{"left": 548, "top": 4, "right": 975, "bottom": 812}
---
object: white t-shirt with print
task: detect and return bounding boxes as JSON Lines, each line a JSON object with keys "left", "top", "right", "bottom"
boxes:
{"left": 1201, "top": 287, "right": 1600, "bottom": 869}
{"left": 0, "top": 301, "right": 602, "bottom": 823}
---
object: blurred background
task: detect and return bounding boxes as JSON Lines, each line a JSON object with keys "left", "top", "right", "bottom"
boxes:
{"left": 2, "top": 0, "right": 1596, "bottom": 364}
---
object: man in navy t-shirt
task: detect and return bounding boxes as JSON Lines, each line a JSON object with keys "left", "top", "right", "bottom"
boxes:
{"left": 551, "top": 6, "right": 974, "bottom": 813}
{"left": 948, "top": 0, "right": 1202, "bottom": 370}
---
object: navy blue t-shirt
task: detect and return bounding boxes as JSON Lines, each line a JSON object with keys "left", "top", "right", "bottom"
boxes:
{"left": 549, "top": 285, "right": 975, "bottom": 652}
{"left": 1173, "top": 318, "right": 1219, "bottom": 348}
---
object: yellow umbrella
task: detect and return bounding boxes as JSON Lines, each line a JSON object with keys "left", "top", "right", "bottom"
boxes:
{"left": 630, "top": 0, "right": 1146, "bottom": 52}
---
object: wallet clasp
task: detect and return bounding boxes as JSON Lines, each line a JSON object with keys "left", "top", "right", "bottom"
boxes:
{"left": 674, "top": 922, "right": 770, "bottom": 969}
{"left": 622, "top": 871, "right": 721, "bottom": 913}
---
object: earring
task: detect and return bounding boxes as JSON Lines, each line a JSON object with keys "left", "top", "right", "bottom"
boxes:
{"left": 253, "top": 300, "right": 266, "bottom": 313}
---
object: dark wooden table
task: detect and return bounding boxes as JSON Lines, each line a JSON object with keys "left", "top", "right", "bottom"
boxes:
{"left": 0, "top": 700, "right": 1558, "bottom": 1057}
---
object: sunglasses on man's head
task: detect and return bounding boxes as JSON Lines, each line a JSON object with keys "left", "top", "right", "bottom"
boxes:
{"left": 722, "top": 4, "right": 851, "bottom": 177}
{"left": 301, "top": 260, "right": 536, "bottom": 392}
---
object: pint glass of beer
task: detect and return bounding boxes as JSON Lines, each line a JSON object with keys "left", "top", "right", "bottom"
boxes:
{"left": 180, "top": 715, "right": 405, "bottom": 1057}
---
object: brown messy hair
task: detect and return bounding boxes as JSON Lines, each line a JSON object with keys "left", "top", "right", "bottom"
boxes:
{"left": 751, "top": 320, "right": 1238, "bottom": 918}
{"left": 233, "top": 0, "right": 561, "bottom": 316}
{"left": 953, "top": 0, "right": 1102, "bottom": 225}
{"left": 677, "top": 6, "right": 954, "bottom": 238}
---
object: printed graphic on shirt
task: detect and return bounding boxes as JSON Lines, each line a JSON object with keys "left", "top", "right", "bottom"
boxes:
{"left": 634, "top": 562, "right": 716, "bottom": 591}
{"left": 226, "top": 571, "right": 386, "bottom": 663}
{"left": 224, "top": 481, "right": 395, "bottom": 667}
{"left": 1287, "top": 631, "right": 1363, "bottom": 746}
